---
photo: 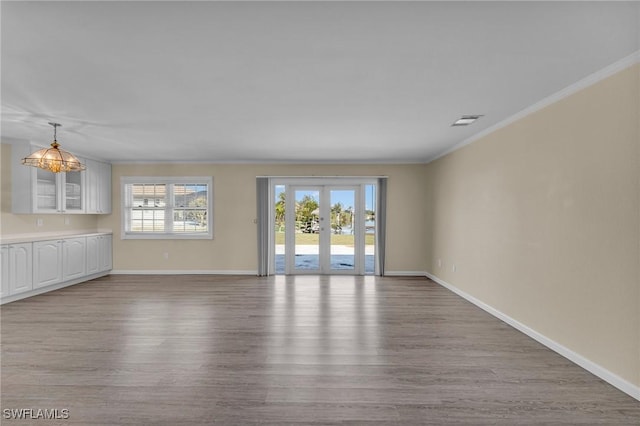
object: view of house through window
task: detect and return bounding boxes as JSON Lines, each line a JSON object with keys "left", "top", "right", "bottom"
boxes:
{"left": 122, "top": 177, "right": 212, "bottom": 239}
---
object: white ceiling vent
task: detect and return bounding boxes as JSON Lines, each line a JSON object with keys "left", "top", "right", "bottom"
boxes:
{"left": 452, "top": 115, "right": 483, "bottom": 126}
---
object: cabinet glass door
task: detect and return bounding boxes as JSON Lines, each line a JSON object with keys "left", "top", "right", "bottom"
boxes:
{"left": 64, "top": 170, "right": 83, "bottom": 212}
{"left": 36, "top": 168, "right": 58, "bottom": 211}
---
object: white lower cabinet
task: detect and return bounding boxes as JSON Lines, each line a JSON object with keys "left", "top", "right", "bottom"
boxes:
{"left": 33, "top": 240, "right": 63, "bottom": 289}
{"left": 2, "top": 233, "right": 112, "bottom": 303}
{"left": 9, "top": 244, "right": 33, "bottom": 294}
{"left": 1, "top": 243, "right": 33, "bottom": 296}
{"left": 1, "top": 245, "right": 9, "bottom": 298}
{"left": 87, "top": 234, "right": 112, "bottom": 275}
{"left": 99, "top": 235, "right": 113, "bottom": 271}
{"left": 63, "top": 237, "right": 86, "bottom": 281}
{"left": 34, "top": 237, "right": 88, "bottom": 288}
{"left": 86, "top": 235, "right": 100, "bottom": 275}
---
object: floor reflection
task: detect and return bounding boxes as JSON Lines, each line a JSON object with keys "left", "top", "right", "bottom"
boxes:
{"left": 268, "top": 276, "right": 379, "bottom": 362}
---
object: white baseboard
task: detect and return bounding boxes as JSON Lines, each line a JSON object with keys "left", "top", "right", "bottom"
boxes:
{"left": 425, "top": 272, "right": 640, "bottom": 402}
{"left": 109, "top": 269, "right": 257, "bottom": 275}
{"left": 384, "top": 270, "right": 428, "bottom": 277}
{"left": 1, "top": 271, "right": 110, "bottom": 305}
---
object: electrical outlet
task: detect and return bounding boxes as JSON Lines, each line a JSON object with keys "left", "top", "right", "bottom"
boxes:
{"left": 437, "top": 259, "right": 442, "bottom": 268}
{"left": 36, "top": 218, "right": 43, "bottom": 227}
{"left": 452, "top": 264, "right": 457, "bottom": 272}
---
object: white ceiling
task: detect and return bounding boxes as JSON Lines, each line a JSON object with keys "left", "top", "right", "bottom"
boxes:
{"left": 2, "top": 1, "right": 638, "bottom": 163}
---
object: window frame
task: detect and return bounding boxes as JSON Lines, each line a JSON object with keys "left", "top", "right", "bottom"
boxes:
{"left": 121, "top": 176, "right": 213, "bottom": 240}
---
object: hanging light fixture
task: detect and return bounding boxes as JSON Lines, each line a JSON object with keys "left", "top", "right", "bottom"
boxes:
{"left": 22, "top": 122, "right": 86, "bottom": 173}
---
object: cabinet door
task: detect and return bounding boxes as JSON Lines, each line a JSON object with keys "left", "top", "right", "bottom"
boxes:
{"left": 99, "top": 161, "right": 112, "bottom": 214}
{"left": 63, "top": 238, "right": 86, "bottom": 280}
{"left": 33, "top": 241, "right": 63, "bottom": 288}
{"left": 9, "top": 243, "right": 33, "bottom": 295}
{"left": 1, "top": 245, "right": 9, "bottom": 298}
{"left": 85, "top": 159, "right": 99, "bottom": 214}
{"left": 33, "top": 168, "right": 84, "bottom": 214}
{"left": 13, "top": 144, "right": 89, "bottom": 214}
{"left": 34, "top": 167, "right": 61, "bottom": 213}
{"left": 86, "top": 236, "right": 100, "bottom": 275}
{"left": 63, "top": 169, "right": 84, "bottom": 213}
{"left": 99, "top": 235, "right": 113, "bottom": 271}
{"left": 85, "top": 159, "right": 111, "bottom": 214}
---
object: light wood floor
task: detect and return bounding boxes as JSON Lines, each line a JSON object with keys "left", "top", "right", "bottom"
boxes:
{"left": 2, "top": 275, "right": 639, "bottom": 425}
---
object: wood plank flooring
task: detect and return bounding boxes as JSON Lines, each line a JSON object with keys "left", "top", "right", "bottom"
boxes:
{"left": 1, "top": 275, "right": 639, "bottom": 425}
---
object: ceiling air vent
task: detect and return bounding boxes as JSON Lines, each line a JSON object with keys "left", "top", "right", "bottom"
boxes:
{"left": 452, "top": 115, "right": 483, "bottom": 126}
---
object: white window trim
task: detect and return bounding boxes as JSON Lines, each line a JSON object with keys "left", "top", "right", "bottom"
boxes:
{"left": 121, "top": 176, "right": 213, "bottom": 240}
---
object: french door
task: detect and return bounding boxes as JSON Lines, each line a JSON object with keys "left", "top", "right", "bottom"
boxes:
{"left": 281, "top": 184, "right": 371, "bottom": 275}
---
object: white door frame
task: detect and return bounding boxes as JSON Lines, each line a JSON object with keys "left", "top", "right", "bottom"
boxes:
{"left": 272, "top": 177, "right": 377, "bottom": 275}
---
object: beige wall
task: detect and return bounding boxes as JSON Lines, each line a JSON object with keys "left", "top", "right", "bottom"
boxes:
{"left": 98, "top": 163, "right": 428, "bottom": 273}
{"left": 0, "top": 143, "right": 98, "bottom": 236}
{"left": 424, "top": 65, "right": 640, "bottom": 386}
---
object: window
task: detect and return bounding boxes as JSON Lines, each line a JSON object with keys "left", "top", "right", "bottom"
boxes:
{"left": 122, "top": 177, "right": 213, "bottom": 239}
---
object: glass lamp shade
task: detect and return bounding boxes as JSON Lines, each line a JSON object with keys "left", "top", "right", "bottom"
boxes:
{"left": 22, "top": 142, "right": 86, "bottom": 173}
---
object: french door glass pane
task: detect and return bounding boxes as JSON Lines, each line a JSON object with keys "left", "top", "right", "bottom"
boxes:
{"left": 329, "top": 189, "right": 355, "bottom": 271}
{"left": 365, "top": 184, "right": 376, "bottom": 275}
{"left": 294, "top": 189, "right": 320, "bottom": 271}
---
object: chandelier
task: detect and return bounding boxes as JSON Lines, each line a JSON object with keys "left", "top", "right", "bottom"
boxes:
{"left": 22, "top": 122, "right": 86, "bottom": 173}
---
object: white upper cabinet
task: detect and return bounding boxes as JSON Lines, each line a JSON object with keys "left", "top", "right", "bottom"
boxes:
{"left": 32, "top": 167, "right": 59, "bottom": 213}
{"left": 11, "top": 143, "right": 85, "bottom": 214}
{"left": 11, "top": 142, "right": 110, "bottom": 215}
{"left": 14, "top": 162, "right": 85, "bottom": 214}
{"left": 64, "top": 168, "right": 84, "bottom": 213}
{"left": 85, "top": 159, "right": 112, "bottom": 214}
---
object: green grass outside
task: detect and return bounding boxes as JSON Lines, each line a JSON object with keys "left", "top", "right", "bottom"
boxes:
{"left": 274, "top": 232, "right": 375, "bottom": 246}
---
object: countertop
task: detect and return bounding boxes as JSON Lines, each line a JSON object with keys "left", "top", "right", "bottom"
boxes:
{"left": 1, "top": 230, "right": 113, "bottom": 245}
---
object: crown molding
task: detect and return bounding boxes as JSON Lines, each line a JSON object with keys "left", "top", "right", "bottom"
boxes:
{"left": 426, "top": 50, "right": 640, "bottom": 164}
